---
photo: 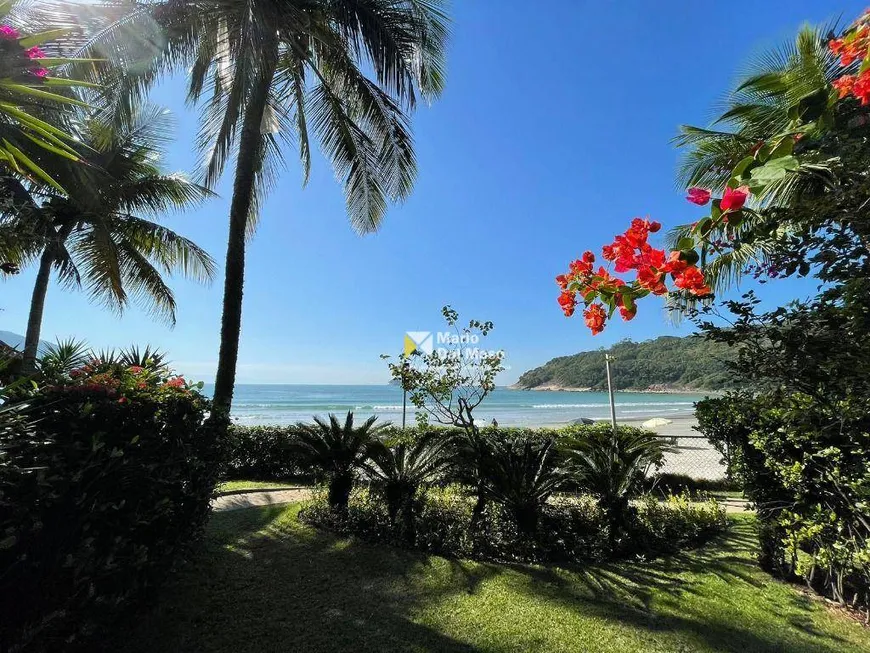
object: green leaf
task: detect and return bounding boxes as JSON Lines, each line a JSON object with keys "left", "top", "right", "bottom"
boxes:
{"left": 2, "top": 139, "right": 65, "bottom": 193}
{"left": 677, "top": 236, "right": 695, "bottom": 250}
{"left": 769, "top": 138, "right": 794, "bottom": 159}
{"left": 680, "top": 249, "right": 700, "bottom": 266}
{"left": 43, "top": 77, "right": 102, "bottom": 90}
{"left": 749, "top": 155, "right": 799, "bottom": 185}
{"left": 731, "top": 156, "right": 755, "bottom": 179}
{"left": 0, "top": 81, "right": 90, "bottom": 107}
{"left": 18, "top": 29, "right": 73, "bottom": 48}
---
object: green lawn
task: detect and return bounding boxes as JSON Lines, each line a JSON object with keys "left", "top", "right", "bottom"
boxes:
{"left": 217, "top": 480, "right": 303, "bottom": 493}
{"left": 109, "top": 505, "right": 868, "bottom": 653}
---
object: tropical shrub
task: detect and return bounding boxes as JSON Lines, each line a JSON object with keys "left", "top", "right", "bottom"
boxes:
{"left": 289, "top": 412, "right": 385, "bottom": 511}
{"left": 564, "top": 427, "right": 671, "bottom": 545}
{"left": 0, "top": 362, "right": 224, "bottom": 651}
{"left": 225, "top": 424, "right": 312, "bottom": 482}
{"left": 299, "top": 485, "right": 724, "bottom": 564}
{"left": 478, "top": 436, "right": 571, "bottom": 536}
{"left": 364, "top": 432, "right": 453, "bottom": 541}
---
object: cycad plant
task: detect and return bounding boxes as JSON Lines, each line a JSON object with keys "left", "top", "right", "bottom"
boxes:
{"left": 291, "top": 411, "right": 385, "bottom": 512}
{"left": 565, "top": 429, "right": 671, "bottom": 547}
{"left": 2, "top": 106, "right": 215, "bottom": 373}
{"left": 72, "top": 0, "right": 450, "bottom": 415}
{"left": 364, "top": 432, "right": 452, "bottom": 539}
{"left": 479, "top": 436, "right": 571, "bottom": 536}
{"left": 36, "top": 337, "right": 89, "bottom": 377}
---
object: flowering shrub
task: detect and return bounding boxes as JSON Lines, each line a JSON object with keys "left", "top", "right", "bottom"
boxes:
{"left": 556, "top": 218, "right": 711, "bottom": 334}
{"left": 829, "top": 10, "right": 870, "bottom": 104}
{"left": 0, "top": 362, "right": 226, "bottom": 651}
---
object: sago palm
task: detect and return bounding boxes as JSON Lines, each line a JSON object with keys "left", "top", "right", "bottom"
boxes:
{"left": 565, "top": 429, "right": 671, "bottom": 546}
{"left": 1, "top": 105, "right": 215, "bottom": 372}
{"left": 479, "top": 436, "right": 571, "bottom": 536}
{"left": 290, "top": 411, "right": 385, "bottom": 511}
{"left": 71, "top": 0, "right": 449, "bottom": 415}
{"left": 364, "top": 432, "right": 452, "bottom": 529}
{"left": 672, "top": 23, "right": 842, "bottom": 294}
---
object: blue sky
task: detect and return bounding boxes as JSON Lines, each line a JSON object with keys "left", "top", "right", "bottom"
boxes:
{"left": 1, "top": 1, "right": 860, "bottom": 384}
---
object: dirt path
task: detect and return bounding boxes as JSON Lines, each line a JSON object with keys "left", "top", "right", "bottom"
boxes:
{"left": 213, "top": 488, "right": 313, "bottom": 512}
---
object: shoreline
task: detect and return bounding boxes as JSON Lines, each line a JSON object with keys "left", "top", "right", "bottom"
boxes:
{"left": 506, "top": 384, "right": 719, "bottom": 395}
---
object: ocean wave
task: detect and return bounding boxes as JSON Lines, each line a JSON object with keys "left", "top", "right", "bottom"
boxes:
{"left": 532, "top": 401, "right": 695, "bottom": 409}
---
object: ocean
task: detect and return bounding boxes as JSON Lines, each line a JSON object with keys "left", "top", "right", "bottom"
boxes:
{"left": 203, "top": 384, "right": 710, "bottom": 427}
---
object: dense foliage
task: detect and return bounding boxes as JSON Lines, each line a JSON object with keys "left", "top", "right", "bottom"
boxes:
{"left": 0, "top": 362, "right": 225, "bottom": 651}
{"left": 292, "top": 417, "right": 726, "bottom": 564}
{"left": 515, "top": 335, "right": 735, "bottom": 391}
{"left": 300, "top": 485, "right": 725, "bottom": 565}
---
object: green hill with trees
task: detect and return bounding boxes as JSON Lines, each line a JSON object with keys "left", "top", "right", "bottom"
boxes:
{"left": 514, "top": 335, "right": 735, "bottom": 391}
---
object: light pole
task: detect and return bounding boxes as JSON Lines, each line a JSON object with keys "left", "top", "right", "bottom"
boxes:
{"left": 401, "top": 359, "right": 409, "bottom": 430}
{"left": 605, "top": 354, "right": 617, "bottom": 438}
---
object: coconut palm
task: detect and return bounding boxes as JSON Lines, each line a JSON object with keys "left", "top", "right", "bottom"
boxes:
{"left": 70, "top": 0, "right": 449, "bottom": 415}
{"left": 671, "top": 23, "right": 842, "bottom": 294}
{"left": 1, "top": 105, "right": 215, "bottom": 372}
{"left": 291, "top": 411, "right": 385, "bottom": 511}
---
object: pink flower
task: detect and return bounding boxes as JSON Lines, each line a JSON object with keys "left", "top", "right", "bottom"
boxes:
{"left": 25, "top": 46, "right": 46, "bottom": 60}
{"left": 31, "top": 68, "right": 49, "bottom": 78}
{"left": 686, "top": 187, "right": 711, "bottom": 205}
{"left": 0, "top": 25, "right": 20, "bottom": 39}
{"left": 720, "top": 185, "right": 750, "bottom": 212}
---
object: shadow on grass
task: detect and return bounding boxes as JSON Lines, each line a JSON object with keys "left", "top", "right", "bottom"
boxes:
{"left": 105, "top": 510, "right": 863, "bottom": 653}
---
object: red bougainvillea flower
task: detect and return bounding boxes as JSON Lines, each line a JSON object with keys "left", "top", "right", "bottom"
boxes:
{"left": 165, "top": 377, "right": 186, "bottom": 388}
{"left": 852, "top": 69, "right": 870, "bottom": 105}
{"left": 583, "top": 304, "right": 607, "bottom": 335}
{"left": 637, "top": 266, "right": 668, "bottom": 295}
{"left": 662, "top": 250, "right": 688, "bottom": 275}
{"left": 0, "top": 25, "right": 19, "bottom": 39}
{"left": 686, "top": 187, "right": 712, "bottom": 205}
{"left": 555, "top": 273, "right": 569, "bottom": 290}
{"left": 673, "top": 266, "right": 711, "bottom": 296}
{"left": 720, "top": 185, "right": 750, "bottom": 212}
{"left": 619, "top": 306, "right": 636, "bottom": 321}
{"left": 832, "top": 75, "right": 857, "bottom": 98}
{"left": 558, "top": 290, "right": 577, "bottom": 317}
{"left": 25, "top": 46, "right": 46, "bottom": 59}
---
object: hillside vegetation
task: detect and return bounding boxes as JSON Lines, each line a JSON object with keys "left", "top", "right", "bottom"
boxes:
{"left": 515, "top": 335, "right": 735, "bottom": 391}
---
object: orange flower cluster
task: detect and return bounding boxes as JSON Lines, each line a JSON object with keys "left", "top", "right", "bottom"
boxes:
{"left": 830, "top": 14, "right": 870, "bottom": 104}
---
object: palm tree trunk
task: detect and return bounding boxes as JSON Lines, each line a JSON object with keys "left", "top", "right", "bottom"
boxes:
{"left": 22, "top": 247, "right": 54, "bottom": 374}
{"left": 212, "top": 58, "right": 278, "bottom": 416}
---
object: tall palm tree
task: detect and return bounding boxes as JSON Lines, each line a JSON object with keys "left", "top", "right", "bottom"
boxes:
{"left": 1, "top": 105, "right": 215, "bottom": 372}
{"left": 671, "top": 23, "right": 841, "bottom": 294}
{"left": 71, "top": 0, "right": 449, "bottom": 415}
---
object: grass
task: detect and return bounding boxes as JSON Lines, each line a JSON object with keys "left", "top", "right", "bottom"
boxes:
{"left": 107, "top": 505, "right": 869, "bottom": 653}
{"left": 217, "top": 479, "right": 303, "bottom": 493}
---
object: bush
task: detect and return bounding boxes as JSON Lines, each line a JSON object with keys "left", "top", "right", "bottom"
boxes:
{"left": 0, "top": 363, "right": 225, "bottom": 651}
{"left": 225, "top": 424, "right": 312, "bottom": 481}
{"left": 299, "top": 485, "right": 725, "bottom": 565}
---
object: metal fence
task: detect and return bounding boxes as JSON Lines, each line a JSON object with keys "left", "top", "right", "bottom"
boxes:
{"left": 655, "top": 434, "right": 728, "bottom": 481}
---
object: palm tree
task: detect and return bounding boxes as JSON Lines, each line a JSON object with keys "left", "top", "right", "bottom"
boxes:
{"left": 672, "top": 23, "right": 842, "bottom": 294}
{"left": 290, "top": 411, "right": 385, "bottom": 511}
{"left": 1, "top": 105, "right": 215, "bottom": 372}
{"left": 72, "top": 0, "right": 449, "bottom": 415}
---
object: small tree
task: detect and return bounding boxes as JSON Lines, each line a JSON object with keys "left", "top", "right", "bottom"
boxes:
{"left": 384, "top": 306, "right": 505, "bottom": 523}
{"left": 384, "top": 306, "right": 504, "bottom": 434}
